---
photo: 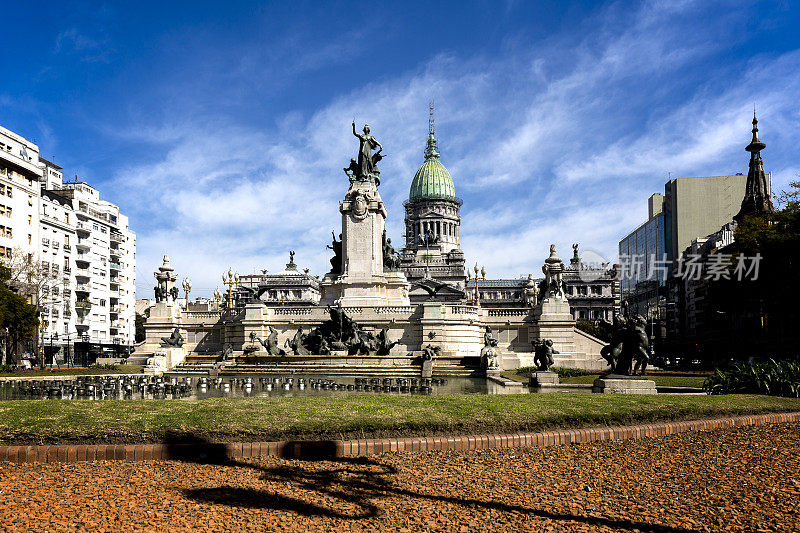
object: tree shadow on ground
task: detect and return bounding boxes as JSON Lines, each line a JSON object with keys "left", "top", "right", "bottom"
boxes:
{"left": 180, "top": 452, "right": 700, "bottom": 532}
{"left": 160, "top": 431, "right": 230, "bottom": 464}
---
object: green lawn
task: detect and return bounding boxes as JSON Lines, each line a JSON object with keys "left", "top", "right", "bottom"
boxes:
{"left": 0, "top": 365, "right": 144, "bottom": 378}
{"left": 0, "top": 393, "right": 797, "bottom": 445}
{"left": 502, "top": 371, "right": 708, "bottom": 388}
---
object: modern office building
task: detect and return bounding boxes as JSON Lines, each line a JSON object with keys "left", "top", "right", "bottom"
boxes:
{"left": 618, "top": 194, "right": 667, "bottom": 317}
{"left": 619, "top": 173, "right": 753, "bottom": 318}
{"left": 663, "top": 174, "right": 754, "bottom": 264}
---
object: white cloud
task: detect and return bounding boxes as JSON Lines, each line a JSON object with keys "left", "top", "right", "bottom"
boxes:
{"left": 113, "top": 1, "right": 800, "bottom": 298}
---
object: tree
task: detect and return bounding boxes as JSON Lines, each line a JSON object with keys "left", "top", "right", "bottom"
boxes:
{"left": 0, "top": 264, "right": 38, "bottom": 366}
{"left": 723, "top": 180, "right": 800, "bottom": 358}
{"left": 135, "top": 313, "right": 147, "bottom": 343}
{"left": 1, "top": 247, "right": 63, "bottom": 366}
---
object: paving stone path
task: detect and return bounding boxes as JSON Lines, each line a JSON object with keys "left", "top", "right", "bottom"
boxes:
{"left": 1, "top": 421, "right": 798, "bottom": 532}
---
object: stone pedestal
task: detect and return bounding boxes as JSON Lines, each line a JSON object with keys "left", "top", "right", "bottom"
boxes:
{"left": 320, "top": 181, "right": 410, "bottom": 307}
{"left": 421, "top": 359, "right": 433, "bottom": 379}
{"left": 144, "top": 347, "right": 186, "bottom": 375}
{"left": 529, "top": 371, "right": 559, "bottom": 387}
{"left": 592, "top": 375, "right": 657, "bottom": 394}
{"left": 532, "top": 298, "right": 577, "bottom": 354}
{"left": 140, "top": 301, "right": 182, "bottom": 354}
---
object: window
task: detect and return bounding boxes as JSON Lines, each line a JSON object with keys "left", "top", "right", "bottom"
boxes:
{"left": 99, "top": 299, "right": 106, "bottom": 307}
{"left": 6, "top": 186, "right": 11, "bottom": 198}
{"left": 28, "top": 214, "right": 31, "bottom": 225}
{"left": 27, "top": 234, "right": 31, "bottom": 244}
{"left": 28, "top": 195, "right": 32, "bottom": 207}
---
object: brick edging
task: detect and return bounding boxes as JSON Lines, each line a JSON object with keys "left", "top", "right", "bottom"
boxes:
{"left": 2, "top": 411, "right": 798, "bottom": 464}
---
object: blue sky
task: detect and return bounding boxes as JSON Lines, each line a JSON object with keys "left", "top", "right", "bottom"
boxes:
{"left": 2, "top": 1, "right": 799, "bottom": 297}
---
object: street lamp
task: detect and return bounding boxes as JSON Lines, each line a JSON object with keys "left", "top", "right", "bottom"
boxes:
{"left": 182, "top": 277, "right": 192, "bottom": 310}
{"left": 467, "top": 263, "right": 486, "bottom": 307}
{"left": 418, "top": 229, "right": 437, "bottom": 278}
{"left": 222, "top": 268, "right": 239, "bottom": 311}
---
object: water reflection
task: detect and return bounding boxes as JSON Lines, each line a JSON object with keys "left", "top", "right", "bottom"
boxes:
{"left": 0, "top": 374, "right": 538, "bottom": 401}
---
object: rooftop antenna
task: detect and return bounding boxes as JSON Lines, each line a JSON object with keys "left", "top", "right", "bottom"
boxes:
{"left": 429, "top": 100, "right": 435, "bottom": 137}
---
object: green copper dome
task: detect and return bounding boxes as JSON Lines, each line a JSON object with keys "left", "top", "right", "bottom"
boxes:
{"left": 409, "top": 156, "right": 456, "bottom": 201}
{"left": 409, "top": 104, "right": 456, "bottom": 202}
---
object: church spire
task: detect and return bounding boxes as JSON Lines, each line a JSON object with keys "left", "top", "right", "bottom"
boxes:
{"left": 424, "top": 101, "right": 439, "bottom": 159}
{"left": 735, "top": 109, "right": 774, "bottom": 222}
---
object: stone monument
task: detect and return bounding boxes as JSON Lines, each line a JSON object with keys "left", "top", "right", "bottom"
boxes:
{"left": 320, "top": 121, "right": 410, "bottom": 307}
{"left": 531, "top": 245, "right": 579, "bottom": 365}
{"left": 142, "top": 255, "right": 186, "bottom": 374}
{"left": 529, "top": 339, "right": 560, "bottom": 386}
{"left": 481, "top": 326, "right": 500, "bottom": 375}
{"left": 592, "top": 304, "right": 656, "bottom": 394}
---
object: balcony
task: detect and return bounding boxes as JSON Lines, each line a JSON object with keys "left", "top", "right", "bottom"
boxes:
{"left": 76, "top": 222, "right": 91, "bottom": 234}
{"left": 75, "top": 239, "right": 90, "bottom": 250}
{"left": 110, "top": 232, "right": 123, "bottom": 243}
{"left": 75, "top": 253, "right": 91, "bottom": 263}
{"left": 75, "top": 300, "right": 92, "bottom": 310}
{"left": 75, "top": 268, "right": 90, "bottom": 278}
{"left": 63, "top": 244, "right": 71, "bottom": 252}
{"left": 75, "top": 283, "right": 90, "bottom": 293}
{"left": 110, "top": 263, "right": 120, "bottom": 271}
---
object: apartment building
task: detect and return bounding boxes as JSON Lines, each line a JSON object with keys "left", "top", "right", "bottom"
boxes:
{"left": 38, "top": 158, "right": 77, "bottom": 347}
{"left": 0, "top": 125, "right": 42, "bottom": 260}
{"left": 48, "top": 181, "right": 137, "bottom": 357}
{"left": 1, "top": 123, "right": 136, "bottom": 362}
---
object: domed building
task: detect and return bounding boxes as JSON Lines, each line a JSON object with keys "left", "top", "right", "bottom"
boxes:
{"left": 400, "top": 104, "right": 466, "bottom": 297}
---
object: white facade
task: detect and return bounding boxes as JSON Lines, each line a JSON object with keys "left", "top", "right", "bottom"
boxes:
{"left": 39, "top": 160, "right": 77, "bottom": 344}
{"left": 1, "top": 123, "right": 137, "bottom": 356}
{"left": 51, "top": 181, "right": 137, "bottom": 349}
{"left": 0, "top": 125, "right": 42, "bottom": 261}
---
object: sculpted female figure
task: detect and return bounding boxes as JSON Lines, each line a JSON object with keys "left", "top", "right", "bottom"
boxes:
{"left": 352, "top": 122, "right": 382, "bottom": 180}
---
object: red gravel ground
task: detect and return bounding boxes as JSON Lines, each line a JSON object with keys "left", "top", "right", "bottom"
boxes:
{"left": 1, "top": 422, "right": 798, "bottom": 532}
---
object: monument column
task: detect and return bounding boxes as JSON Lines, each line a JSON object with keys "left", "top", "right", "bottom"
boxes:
{"left": 141, "top": 255, "right": 187, "bottom": 372}
{"left": 531, "top": 245, "right": 578, "bottom": 362}
{"left": 319, "top": 121, "right": 410, "bottom": 307}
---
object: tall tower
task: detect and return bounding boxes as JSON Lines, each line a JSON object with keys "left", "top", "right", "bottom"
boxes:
{"left": 400, "top": 103, "right": 466, "bottom": 286}
{"left": 734, "top": 110, "right": 774, "bottom": 222}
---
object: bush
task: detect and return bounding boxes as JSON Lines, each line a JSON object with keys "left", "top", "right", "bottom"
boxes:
{"left": 89, "top": 363, "right": 120, "bottom": 371}
{"left": 703, "top": 359, "right": 800, "bottom": 398}
{"left": 0, "top": 364, "right": 14, "bottom": 373}
{"left": 517, "top": 366, "right": 594, "bottom": 377}
{"left": 550, "top": 367, "right": 594, "bottom": 378}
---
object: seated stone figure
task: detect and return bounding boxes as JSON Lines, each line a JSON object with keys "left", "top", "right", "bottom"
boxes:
{"left": 287, "top": 328, "right": 310, "bottom": 356}
{"left": 421, "top": 344, "right": 441, "bottom": 361}
{"left": 160, "top": 327, "right": 184, "bottom": 348}
{"left": 375, "top": 327, "right": 399, "bottom": 355}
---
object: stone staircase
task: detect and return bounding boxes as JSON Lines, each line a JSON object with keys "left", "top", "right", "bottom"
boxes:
{"left": 170, "top": 352, "right": 483, "bottom": 377}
